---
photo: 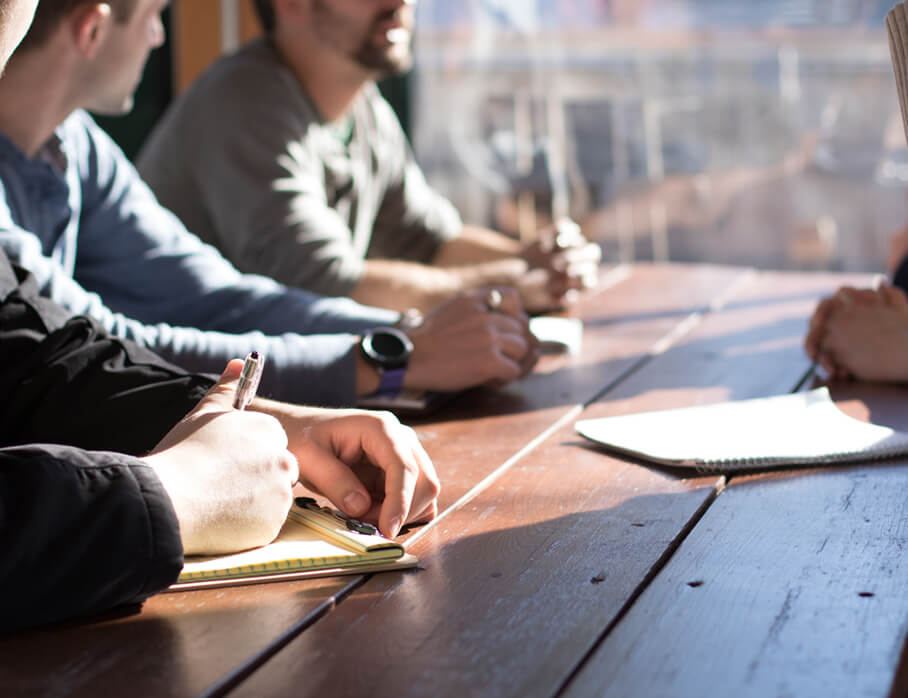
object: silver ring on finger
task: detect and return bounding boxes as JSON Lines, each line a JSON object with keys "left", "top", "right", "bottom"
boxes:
{"left": 485, "top": 289, "right": 502, "bottom": 312}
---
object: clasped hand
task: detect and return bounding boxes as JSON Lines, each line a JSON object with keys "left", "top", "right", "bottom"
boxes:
{"left": 520, "top": 218, "right": 602, "bottom": 312}
{"left": 805, "top": 282, "right": 908, "bottom": 382}
{"left": 404, "top": 287, "right": 540, "bottom": 391}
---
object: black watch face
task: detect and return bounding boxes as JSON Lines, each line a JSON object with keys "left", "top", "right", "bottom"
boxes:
{"left": 363, "top": 328, "right": 412, "bottom": 368}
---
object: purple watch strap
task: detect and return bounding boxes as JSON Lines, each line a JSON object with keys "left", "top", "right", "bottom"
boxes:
{"left": 377, "top": 367, "right": 407, "bottom": 396}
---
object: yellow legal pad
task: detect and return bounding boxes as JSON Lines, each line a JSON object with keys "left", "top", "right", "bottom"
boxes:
{"left": 171, "top": 498, "right": 417, "bottom": 590}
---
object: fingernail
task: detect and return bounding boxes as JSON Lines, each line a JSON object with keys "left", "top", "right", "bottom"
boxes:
{"left": 390, "top": 517, "right": 402, "bottom": 537}
{"left": 343, "top": 492, "right": 368, "bottom": 514}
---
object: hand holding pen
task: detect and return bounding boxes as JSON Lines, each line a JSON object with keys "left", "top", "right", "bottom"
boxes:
{"left": 144, "top": 357, "right": 298, "bottom": 554}
{"left": 151, "top": 354, "right": 439, "bottom": 540}
{"left": 229, "top": 352, "right": 442, "bottom": 539}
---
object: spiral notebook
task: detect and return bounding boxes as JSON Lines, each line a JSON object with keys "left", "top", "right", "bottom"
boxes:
{"left": 575, "top": 388, "right": 908, "bottom": 473}
{"left": 171, "top": 497, "right": 417, "bottom": 590}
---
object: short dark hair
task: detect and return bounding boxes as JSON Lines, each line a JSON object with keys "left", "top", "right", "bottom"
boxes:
{"left": 252, "top": 0, "right": 275, "bottom": 35}
{"left": 16, "top": 0, "right": 139, "bottom": 53}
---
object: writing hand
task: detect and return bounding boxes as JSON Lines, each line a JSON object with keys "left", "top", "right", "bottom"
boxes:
{"left": 255, "top": 406, "right": 441, "bottom": 538}
{"left": 144, "top": 359, "right": 297, "bottom": 555}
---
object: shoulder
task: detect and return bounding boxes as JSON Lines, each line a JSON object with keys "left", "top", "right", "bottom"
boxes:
{"left": 181, "top": 39, "right": 308, "bottom": 120}
{"left": 159, "top": 40, "right": 323, "bottom": 159}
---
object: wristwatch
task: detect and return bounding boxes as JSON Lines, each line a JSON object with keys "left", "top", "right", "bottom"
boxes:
{"left": 360, "top": 327, "right": 414, "bottom": 396}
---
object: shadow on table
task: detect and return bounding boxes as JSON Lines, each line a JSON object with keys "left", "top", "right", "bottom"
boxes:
{"left": 0, "top": 574, "right": 352, "bottom": 698}
{"left": 250, "top": 489, "right": 720, "bottom": 697}
{"left": 890, "top": 631, "right": 908, "bottom": 698}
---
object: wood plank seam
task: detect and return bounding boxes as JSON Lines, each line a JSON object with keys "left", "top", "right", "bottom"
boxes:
{"left": 405, "top": 404, "right": 587, "bottom": 549}
{"left": 197, "top": 576, "right": 369, "bottom": 698}
{"left": 555, "top": 477, "right": 728, "bottom": 698}
{"left": 586, "top": 268, "right": 757, "bottom": 406}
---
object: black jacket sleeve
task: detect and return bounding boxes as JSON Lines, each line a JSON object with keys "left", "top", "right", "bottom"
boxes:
{"left": 0, "top": 445, "right": 183, "bottom": 632}
{"left": 0, "top": 254, "right": 215, "bottom": 454}
{"left": 0, "top": 251, "right": 216, "bottom": 629}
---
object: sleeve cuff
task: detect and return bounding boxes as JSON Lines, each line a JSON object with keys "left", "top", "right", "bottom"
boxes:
{"left": 130, "top": 461, "right": 184, "bottom": 596}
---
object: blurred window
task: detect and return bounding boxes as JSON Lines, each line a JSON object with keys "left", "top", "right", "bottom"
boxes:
{"left": 411, "top": 0, "right": 905, "bottom": 272}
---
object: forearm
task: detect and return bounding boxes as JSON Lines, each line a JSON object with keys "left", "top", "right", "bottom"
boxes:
{"left": 249, "top": 397, "right": 361, "bottom": 431}
{"left": 0, "top": 446, "right": 183, "bottom": 631}
{"left": 77, "top": 224, "right": 398, "bottom": 338}
{"left": 350, "top": 259, "right": 460, "bottom": 313}
{"left": 146, "top": 329, "right": 366, "bottom": 407}
{"left": 10, "top": 259, "right": 384, "bottom": 409}
{"left": 247, "top": 348, "right": 379, "bottom": 401}
{"left": 431, "top": 225, "right": 523, "bottom": 267}
{"left": 351, "top": 257, "right": 528, "bottom": 313}
{"left": 57, "top": 308, "right": 376, "bottom": 408}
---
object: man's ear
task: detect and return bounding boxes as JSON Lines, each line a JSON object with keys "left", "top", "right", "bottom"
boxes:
{"left": 70, "top": 2, "right": 113, "bottom": 59}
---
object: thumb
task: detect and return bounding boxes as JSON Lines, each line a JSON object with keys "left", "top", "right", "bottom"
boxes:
{"left": 192, "top": 358, "right": 245, "bottom": 416}
{"left": 532, "top": 224, "right": 556, "bottom": 254}
{"left": 147, "top": 359, "right": 245, "bottom": 455}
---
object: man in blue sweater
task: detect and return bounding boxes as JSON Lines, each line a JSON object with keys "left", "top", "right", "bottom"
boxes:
{"left": 0, "top": 0, "right": 538, "bottom": 408}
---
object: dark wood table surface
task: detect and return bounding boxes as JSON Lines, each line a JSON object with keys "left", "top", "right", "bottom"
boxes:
{"left": 3, "top": 263, "right": 907, "bottom": 698}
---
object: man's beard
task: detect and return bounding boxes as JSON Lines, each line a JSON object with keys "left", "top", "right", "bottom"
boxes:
{"left": 353, "top": 40, "right": 413, "bottom": 77}
{"left": 353, "top": 39, "right": 413, "bottom": 77}
{"left": 310, "top": 0, "right": 413, "bottom": 77}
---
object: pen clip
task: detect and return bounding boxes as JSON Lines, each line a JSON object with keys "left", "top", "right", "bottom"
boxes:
{"left": 294, "top": 496, "right": 379, "bottom": 536}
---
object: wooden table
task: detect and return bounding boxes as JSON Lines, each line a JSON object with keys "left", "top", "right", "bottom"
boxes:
{"left": 4, "top": 263, "right": 908, "bottom": 698}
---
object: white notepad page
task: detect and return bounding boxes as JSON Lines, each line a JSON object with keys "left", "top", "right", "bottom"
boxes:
{"left": 575, "top": 388, "right": 908, "bottom": 471}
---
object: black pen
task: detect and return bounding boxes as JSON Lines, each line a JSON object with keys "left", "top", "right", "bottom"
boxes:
{"left": 233, "top": 351, "right": 264, "bottom": 410}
